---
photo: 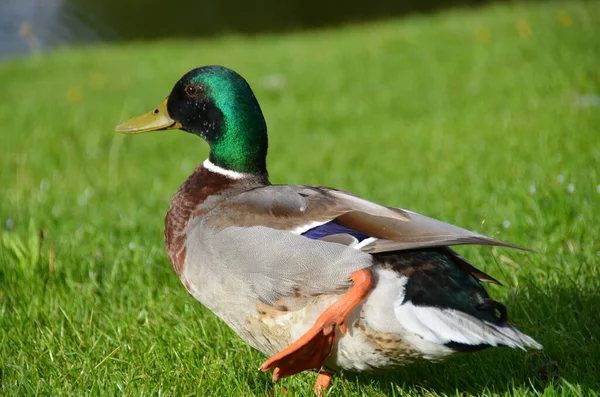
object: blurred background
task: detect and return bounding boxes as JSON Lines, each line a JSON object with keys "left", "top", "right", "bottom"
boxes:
{"left": 2, "top": 0, "right": 501, "bottom": 58}
{"left": 1, "top": 0, "right": 599, "bottom": 395}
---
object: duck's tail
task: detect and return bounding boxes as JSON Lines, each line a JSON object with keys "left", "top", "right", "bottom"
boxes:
{"left": 373, "top": 249, "right": 542, "bottom": 358}
{"left": 393, "top": 299, "right": 542, "bottom": 357}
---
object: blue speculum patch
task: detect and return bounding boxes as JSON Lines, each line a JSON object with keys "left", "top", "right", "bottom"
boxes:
{"left": 302, "top": 220, "right": 370, "bottom": 241}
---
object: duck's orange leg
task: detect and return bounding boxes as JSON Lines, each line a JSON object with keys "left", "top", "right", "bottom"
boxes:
{"left": 314, "top": 372, "right": 333, "bottom": 396}
{"left": 260, "top": 268, "right": 373, "bottom": 382}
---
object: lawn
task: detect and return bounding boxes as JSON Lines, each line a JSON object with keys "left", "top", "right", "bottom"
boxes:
{"left": 1, "top": 0, "right": 599, "bottom": 395}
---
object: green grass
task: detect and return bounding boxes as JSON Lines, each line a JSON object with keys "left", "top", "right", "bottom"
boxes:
{"left": 1, "top": 0, "right": 599, "bottom": 395}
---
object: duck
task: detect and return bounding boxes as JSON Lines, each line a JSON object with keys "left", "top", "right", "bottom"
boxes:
{"left": 116, "top": 65, "right": 541, "bottom": 395}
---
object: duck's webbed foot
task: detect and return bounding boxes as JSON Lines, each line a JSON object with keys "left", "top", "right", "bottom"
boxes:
{"left": 260, "top": 268, "right": 373, "bottom": 391}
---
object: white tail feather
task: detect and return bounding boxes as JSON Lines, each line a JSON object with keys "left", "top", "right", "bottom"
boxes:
{"left": 394, "top": 303, "right": 542, "bottom": 351}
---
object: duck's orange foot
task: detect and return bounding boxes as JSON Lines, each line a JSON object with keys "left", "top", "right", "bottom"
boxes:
{"left": 260, "top": 268, "right": 373, "bottom": 382}
{"left": 314, "top": 372, "right": 333, "bottom": 396}
{"left": 265, "top": 329, "right": 335, "bottom": 382}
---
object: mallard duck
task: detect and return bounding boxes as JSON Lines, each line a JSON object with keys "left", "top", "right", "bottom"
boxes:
{"left": 116, "top": 65, "right": 541, "bottom": 395}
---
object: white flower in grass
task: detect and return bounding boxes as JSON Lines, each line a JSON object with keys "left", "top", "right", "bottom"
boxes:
{"left": 567, "top": 184, "right": 575, "bottom": 193}
{"left": 577, "top": 94, "right": 600, "bottom": 108}
{"left": 6, "top": 218, "right": 14, "bottom": 229}
{"left": 262, "top": 73, "right": 286, "bottom": 91}
{"left": 502, "top": 220, "right": 511, "bottom": 229}
{"left": 40, "top": 179, "right": 50, "bottom": 191}
{"left": 129, "top": 242, "right": 136, "bottom": 250}
{"left": 78, "top": 187, "right": 94, "bottom": 206}
{"left": 557, "top": 174, "right": 565, "bottom": 183}
{"left": 52, "top": 206, "right": 61, "bottom": 217}
{"left": 528, "top": 184, "right": 536, "bottom": 194}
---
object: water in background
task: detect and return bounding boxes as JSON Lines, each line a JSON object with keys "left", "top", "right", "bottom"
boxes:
{"left": 0, "top": 0, "right": 495, "bottom": 59}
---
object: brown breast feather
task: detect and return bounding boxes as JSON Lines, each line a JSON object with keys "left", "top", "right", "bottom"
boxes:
{"left": 164, "top": 165, "right": 267, "bottom": 276}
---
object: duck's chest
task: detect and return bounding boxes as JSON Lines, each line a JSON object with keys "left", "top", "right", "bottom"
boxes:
{"left": 164, "top": 165, "right": 266, "bottom": 275}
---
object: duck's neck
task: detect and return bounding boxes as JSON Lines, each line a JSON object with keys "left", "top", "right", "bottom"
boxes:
{"left": 202, "top": 159, "right": 250, "bottom": 180}
{"left": 208, "top": 103, "right": 269, "bottom": 177}
{"left": 208, "top": 148, "right": 267, "bottom": 177}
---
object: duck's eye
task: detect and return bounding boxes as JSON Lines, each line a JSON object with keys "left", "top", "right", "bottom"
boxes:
{"left": 185, "top": 85, "right": 197, "bottom": 96}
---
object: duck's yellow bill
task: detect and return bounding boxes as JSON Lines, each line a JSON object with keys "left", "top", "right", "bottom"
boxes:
{"left": 115, "top": 98, "right": 181, "bottom": 134}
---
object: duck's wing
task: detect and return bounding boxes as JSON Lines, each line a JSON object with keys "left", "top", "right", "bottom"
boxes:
{"left": 187, "top": 223, "right": 373, "bottom": 309}
{"left": 193, "top": 185, "right": 525, "bottom": 300}
{"left": 204, "top": 184, "right": 529, "bottom": 254}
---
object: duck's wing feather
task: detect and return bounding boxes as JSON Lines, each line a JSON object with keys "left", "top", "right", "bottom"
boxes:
{"left": 187, "top": 223, "right": 373, "bottom": 308}
{"left": 204, "top": 185, "right": 529, "bottom": 254}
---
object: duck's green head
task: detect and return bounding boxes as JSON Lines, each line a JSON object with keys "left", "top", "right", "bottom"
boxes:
{"left": 116, "top": 65, "right": 268, "bottom": 175}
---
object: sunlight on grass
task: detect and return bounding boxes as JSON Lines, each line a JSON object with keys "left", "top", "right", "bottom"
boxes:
{"left": 1, "top": 0, "right": 599, "bottom": 395}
